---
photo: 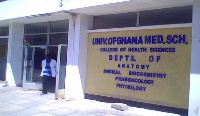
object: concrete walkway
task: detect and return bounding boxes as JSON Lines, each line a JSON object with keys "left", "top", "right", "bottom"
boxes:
{"left": 0, "top": 84, "right": 180, "bottom": 116}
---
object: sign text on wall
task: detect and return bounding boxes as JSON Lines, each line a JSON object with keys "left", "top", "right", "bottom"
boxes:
{"left": 86, "top": 27, "right": 191, "bottom": 109}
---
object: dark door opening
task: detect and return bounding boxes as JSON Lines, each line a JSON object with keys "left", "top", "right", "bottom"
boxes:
{"left": 0, "top": 38, "right": 8, "bottom": 81}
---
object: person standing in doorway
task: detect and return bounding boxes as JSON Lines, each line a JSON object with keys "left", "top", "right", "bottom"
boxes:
{"left": 40, "top": 54, "right": 57, "bottom": 95}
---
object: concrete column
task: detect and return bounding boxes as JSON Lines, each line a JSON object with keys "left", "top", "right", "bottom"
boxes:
{"left": 78, "top": 15, "right": 93, "bottom": 96}
{"left": 6, "top": 23, "right": 24, "bottom": 86}
{"left": 189, "top": 1, "right": 200, "bottom": 116}
{"left": 65, "top": 14, "right": 93, "bottom": 99}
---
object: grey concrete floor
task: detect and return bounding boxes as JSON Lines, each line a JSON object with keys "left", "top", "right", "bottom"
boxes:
{"left": 0, "top": 83, "right": 180, "bottom": 116}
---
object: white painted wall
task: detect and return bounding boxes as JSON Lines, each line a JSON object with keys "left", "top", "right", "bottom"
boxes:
{"left": 6, "top": 23, "right": 24, "bottom": 86}
{"left": 0, "top": 0, "right": 129, "bottom": 21}
{"left": 65, "top": 14, "right": 82, "bottom": 99}
{"left": 189, "top": 0, "right": 200, "bottom": 116}
{"left": 65, "top": 14, "right": 92, "bottom": 99}
{"left": 78, "top": 15, "right": 93, "bottom": 96}
{"left": 62, "top": 0, "right": 130, "bottom": 11}
{"left": 0, "top": 0, "right": 192, "bottom": 22}
{"left": 0, "top": 0, "right": 60, "bottom": 21}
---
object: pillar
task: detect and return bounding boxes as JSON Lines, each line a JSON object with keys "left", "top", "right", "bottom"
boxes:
{"left": 6, "top": 23, "right": 24, "bottom": 86}
{"left": 65, "top": 14, "right": 93, "bottom": 99}
{"left": 189, "top": 0, "right": 200, "bottom": 116}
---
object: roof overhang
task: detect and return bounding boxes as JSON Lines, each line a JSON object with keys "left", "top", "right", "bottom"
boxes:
{"left": 0, "top": 0, "right": 193, "bottom": 26}
{"left": 0, "top": 12, "right": 71, "bottom": 27}
{"left": 67, "top": 0, "right": 193, "bottom": 15}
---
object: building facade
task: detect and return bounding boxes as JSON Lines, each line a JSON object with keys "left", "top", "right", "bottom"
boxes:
{"left": 0, "top": 0, "right": 200, "bottom": 115}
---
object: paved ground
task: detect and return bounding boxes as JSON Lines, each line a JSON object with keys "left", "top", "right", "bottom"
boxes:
{"left": 0, "top": 82, "right": 180, "bottom": 116}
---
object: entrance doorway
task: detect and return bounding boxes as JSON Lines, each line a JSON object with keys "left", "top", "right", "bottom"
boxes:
{"left": 23, "top": 20, "right": 69, "bottom": 91}
{"left": 23, "top": 46, "right": 45, "bottom": 89}
{"left": 23, "top": 45, "right": 67, "bottom": 91}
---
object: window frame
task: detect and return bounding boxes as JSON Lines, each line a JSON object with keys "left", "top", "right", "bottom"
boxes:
{"left": 93, "top": 6, "right": 192, "bottom": 30}
{"left": 24, "top": 20, "right": 69, "bottom": 46}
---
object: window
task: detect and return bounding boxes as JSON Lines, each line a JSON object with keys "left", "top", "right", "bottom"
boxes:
{"left": 25, "top": 35, "right": 47, "bottom": 45}
{"left": 93, "top": 12, "right": 137, "bottom": 29}
{"left": 25, "top": 22, "right": 48, "bottom": 34}
{"left": 49, "top": 33, "right": 68, "bottom": 45}
{"left": 139, "top": 6, "right": 192, "bottom": 26}
{"left": 0, "top": 27, "right": 9, "bottom": 36}
{"left": 49, "top": 20, "right": 68, "bottom": 45}
{"left": 93, "top": 6, "right": 192, "bottom": 29}
{"left": 50, "top": 20, "right": 69, "bottom": 33}
{"left": 24, "top": 20, "right": 68, "bottom": 46}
